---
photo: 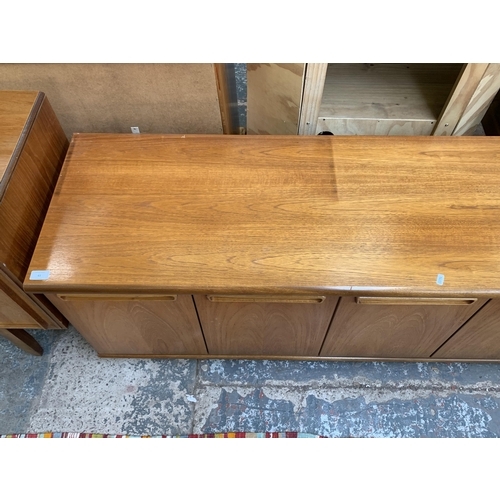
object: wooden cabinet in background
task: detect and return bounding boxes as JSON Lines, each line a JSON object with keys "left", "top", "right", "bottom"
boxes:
{"left": 0, "top": 91, "right": 68, "bottom": 355}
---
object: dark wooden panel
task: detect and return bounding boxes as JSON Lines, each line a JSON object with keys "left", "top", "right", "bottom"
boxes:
{"left": 0, "top": 91, "right": 68, "bottom": 335}
{"left": 194, "top": 294, "right": 338, "bottom": 356}
{"left": 433, "top": 299, "right": 500, "bottom": 359}
{"left": 47, "top": 294, "right": 207, "bottom": 356}
{"left": 320, "top": 296, "right": 487, "bottom": 358}
{"left": 0, "top": 95, "right": 68, "bottom": 283}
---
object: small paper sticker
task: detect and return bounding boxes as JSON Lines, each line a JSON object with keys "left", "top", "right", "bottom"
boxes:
{"left": 436, "top": 274, "right": 445, "bottom": 286}
{"left": 30, "top": 270, "right": 50, "bottom": 280}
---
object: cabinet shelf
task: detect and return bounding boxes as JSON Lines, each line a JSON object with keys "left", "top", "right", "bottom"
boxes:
{"left": 317, "top": 63, "right": 465, "bottom": 135}
{"left": 319, "top": 63, "right": 463, "bottom": 122}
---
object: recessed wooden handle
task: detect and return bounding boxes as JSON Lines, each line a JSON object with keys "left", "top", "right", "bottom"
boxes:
{"left": 207, "top": 295, "right": 326, "bottom": 304}
{"left": 355, "top": 297, "right": 477, "bottom": 306}
{"left": 57, "top": 294, "right": 177, "bottom": 301}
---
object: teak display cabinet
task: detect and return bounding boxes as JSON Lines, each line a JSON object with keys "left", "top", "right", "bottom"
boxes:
{"left": 24, "top": 134, "right": 500, "bottom": 362}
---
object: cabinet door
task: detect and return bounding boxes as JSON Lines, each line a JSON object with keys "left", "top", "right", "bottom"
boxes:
{"left": 320, "top": 296, "right": 487, "bottom": 358}
{"left": 47, "top": 294, "right": 207, "bottom": 356}
{"left": 194, "top": 294, "right": 338, "bottom": 356}
{"left": 433, "top": 299, "right": 500, "bottom": 359}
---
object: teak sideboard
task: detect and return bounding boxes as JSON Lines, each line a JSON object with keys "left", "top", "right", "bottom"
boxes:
{"left": 24, "top": 134, "right": 500, "bottom": 362}
{"left": 0, "top": 91, "right": 68, "bottom": 355}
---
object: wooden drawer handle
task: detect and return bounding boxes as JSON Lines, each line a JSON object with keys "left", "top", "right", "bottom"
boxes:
{"left": 207, "top": 295, "right": 326, "bottom": 304}
{"left": 57, "top": 294, "right": 177, "bottom": 301}
{"left": 355, "top": 297, "right": 477, "bottom": 306}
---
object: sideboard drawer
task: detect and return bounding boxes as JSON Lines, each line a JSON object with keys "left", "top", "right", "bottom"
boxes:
{"left": 194, "top": 294, "right": 339, "bottom": 356}
{"left": 320, "top": 296, "right": 487, "bottom": 358}
{"left": 47, "top": 294, "right": 207, "bottom": 356}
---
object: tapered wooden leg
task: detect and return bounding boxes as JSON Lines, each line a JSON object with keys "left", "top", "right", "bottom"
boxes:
{"left": 0, "top": 328, "right": 43, "bottom": 356}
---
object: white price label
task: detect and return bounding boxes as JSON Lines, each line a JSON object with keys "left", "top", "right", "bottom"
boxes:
{"left": 30, "top": 270, "right": 51, "bottom": 280}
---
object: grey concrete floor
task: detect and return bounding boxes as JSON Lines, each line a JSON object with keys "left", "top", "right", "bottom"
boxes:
{"left": 2, "top": 326, "right": 500, "bottom": 437}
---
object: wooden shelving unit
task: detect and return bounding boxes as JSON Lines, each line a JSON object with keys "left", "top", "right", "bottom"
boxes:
{"left": 304, "top": 63, "right": 500, "bottom": 136}
{"left": 317, "top": 63, "right": 462, "bottom": 135}
{"left": 248, "top": 63, "right": 500, "bottom": 136}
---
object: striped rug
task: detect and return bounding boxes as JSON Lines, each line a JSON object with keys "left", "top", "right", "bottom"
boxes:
{"left": 1, "top": 432, "right": 325, "bottom": 438}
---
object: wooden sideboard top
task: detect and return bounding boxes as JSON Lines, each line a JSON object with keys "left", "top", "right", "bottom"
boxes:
{"left": 25, "top": 134, "right": 500, "bottom": 297}
{"left": 0, "top": 91, "right": 42, "bottom": 200}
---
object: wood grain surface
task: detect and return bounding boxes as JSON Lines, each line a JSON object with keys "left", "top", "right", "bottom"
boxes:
{"left": 0, "top": 91, "right": 69, "bottom": 331}
{"left": 47, "top": 294, "right": 207, "bottom": 356}
{"left": 433, "top": 299, "right": 500, "bottom": 359}
{"left": 0, "top": 91, "right": 39, "bottom": 198}
{"left": 25, "top": 134, "right": 500, "bottom": 298}
{"left": 0, "top": 94, "right": 68, "bottom": 283}
{"left": 194, "top": 294, "right": 338, "bottom": 356}
{"left": 320, "top": 296, "right": 487, "bottom": 358}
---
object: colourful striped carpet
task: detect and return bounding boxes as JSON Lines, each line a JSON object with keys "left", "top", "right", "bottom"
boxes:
{"left": 1, "top": 432, "right": 325, "bottom": 438}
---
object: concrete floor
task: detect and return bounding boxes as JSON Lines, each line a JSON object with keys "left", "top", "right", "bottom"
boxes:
{"left": 2, "top": 326, "right": 500, "bottom": 437}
